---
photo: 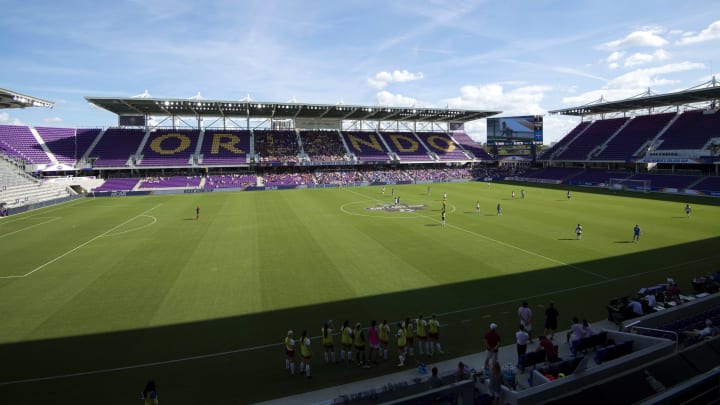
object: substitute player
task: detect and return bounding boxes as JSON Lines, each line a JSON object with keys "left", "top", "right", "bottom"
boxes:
{"left": 396, "top": 322, "right": 407, "bottom": 367}
{"left": 321, "top": 320, "right": 336, "bottom": 364}
{"left": 428, "top": 314, "right": 444, "bottom": 355}
{"left": 403, "top": 317, "right": 415, "bottom": 358}
{"left": 379, "top": 319, "right": 391, "bottom": 360}
{"left": 353, "top": 322, "right": 367, "bottom": 367}
{"left": 299, "top": 330, "right": 312, "bottom": 379}
{"left": 284, "top": 330, "right": 296, "bottom": 375}
{"left": 340, "top": 320, "right": 353, "bottom": 365}
{"left": 416, "top": 313, "right": 428, "bottom": 356}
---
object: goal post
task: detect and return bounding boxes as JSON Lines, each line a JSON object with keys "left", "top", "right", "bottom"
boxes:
{"left": 608, "top": 178, "right": 651, "bottom": 193}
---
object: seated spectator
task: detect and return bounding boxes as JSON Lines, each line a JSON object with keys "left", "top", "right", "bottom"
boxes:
{"left": 644, "top": 293, "right": 657, "bottom": 308}
{"left": 429, "top": 366, "right": 442, "bottom": 389}
{"left": 536, "top": 335, "right": 559, "bottom": 362}
{"left": 684, "top": 320, "right": 718, "bottom": 339}
{"left": 629, "top": 299, "right": 643, "bottom": 316}
{"left": 581, "top": 319, "right": 594, "bottom": 338}
{"left": 455, "top": 361, "right": 470, "bottom": 381}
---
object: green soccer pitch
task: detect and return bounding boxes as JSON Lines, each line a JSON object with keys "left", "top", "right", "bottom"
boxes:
{"left": 0, "top": 182, "right": 718, "bottom": 404}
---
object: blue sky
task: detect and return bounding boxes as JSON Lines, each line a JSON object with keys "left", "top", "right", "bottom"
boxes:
{"left": 1, "top": 0, "right": 719, "bottom": 144}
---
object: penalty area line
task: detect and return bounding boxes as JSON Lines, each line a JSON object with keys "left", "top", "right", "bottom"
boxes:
{"left": 0, "top": 204, "right": 162, "bottom": 279}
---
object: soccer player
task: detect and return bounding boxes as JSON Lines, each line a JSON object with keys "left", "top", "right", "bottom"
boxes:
{"left": 321, "top": 320, "right": 336, "bottom": 364}
{"left": 382, "top": 186, "right": 386, "bottom": 195}
{"left": 396, "top": 322, "right": 407, "bottom": 367}
{"left": 427, "top": 185, "right": 431, "bottom": 195}
{"left": 521, "top": 189, "right": 525, "bottom": 199}
{"left": 567, "top": 191, "right": 571, "bottom": 200}
{"left": 496, "top": 203, "right": 502, "bottom": 216}
{"left": 633, "top": 224, "right": 641, "bottom": 242}
{"left": 284, "top": 330, "right": 296, "bottom": 375}
{"left": 340, "top": 320, "right": 353, "bottom": 364}
{"left": 443, "top": 191, "right": 447, "bottom": 201}
{"left": 428, "top": 314, "right": 444, "bottom": 355}
{"left": 368, "top": 320, "right": 380, "bottom": 365}
{"left": 416, "top": 314, "right": 428, "bottom": 355}
{"left": 512, "top": 190, "right": 515, "bottom": 200}
{"left": 576, "top": 224, "right": 583, "bottom": 240}
{"left": 379, "top": 319, "right": 391, "bottom": 360}
{"left": 299, "top": 329, "right": 313, "bottom": 378}
{"left": 353, "top": 322, "right": 367, "bottom": 366}
{"left": 196, "top": 205, "right": 200, "bottom": 220}
{"left": 403, "top": 317, "right": 415, "bottom": 357}
{"left": 476, "top": 200, "right": 480, "bottom": 214}
{"left": 441, "top": 210, "right": 446, "bottom": 227}
{"left": 685, "top": 204, "right": 691, "bottom": 218}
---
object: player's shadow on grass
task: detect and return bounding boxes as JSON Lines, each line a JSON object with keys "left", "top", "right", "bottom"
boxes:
{"left": 424, "top": 223, "right": 441, "bottom": 227}
{"left": 183, "top": 218, "right": 196, "bottom": 221}
{"left": 557, "top": 238, "right": 577, "bottom": 240}
{"left": 614, "top": 241, "right": 634, "bottom": 244}
{"left": 672, "top": 216, "right": 688, "bottom": 219}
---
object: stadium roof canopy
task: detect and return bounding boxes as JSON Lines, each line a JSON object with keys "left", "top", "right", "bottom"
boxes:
{"left": 549, "top": 79, "right": 720, "bottom": 116}
{"left": 0, "top": 88, "right": 54, "bottom": 109}
{"left": 85, "top": 96, "right": 500, "bottom": 123}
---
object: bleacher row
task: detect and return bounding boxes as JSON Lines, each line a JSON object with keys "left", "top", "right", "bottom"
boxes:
{"left": 541, "top": 109, "right": 720, "bottom": 162}
{"left": 0, "top": 125, "right": 493, "bottom": 169}
{"left": 90, "top": 168, "right": 474, "bottom": 192}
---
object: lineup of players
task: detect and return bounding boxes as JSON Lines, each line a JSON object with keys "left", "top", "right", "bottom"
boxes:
{"left": 283, "top": 314, "right": 444, "bottom": 378}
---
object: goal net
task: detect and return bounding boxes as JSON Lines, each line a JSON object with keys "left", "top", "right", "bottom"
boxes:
{"left": 608, "top": 178, "right": 651, "bottom": 193}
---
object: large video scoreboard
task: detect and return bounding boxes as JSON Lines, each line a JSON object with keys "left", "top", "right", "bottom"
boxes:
{"left": 487, "top": 115, "right": 543, "bottom": 145}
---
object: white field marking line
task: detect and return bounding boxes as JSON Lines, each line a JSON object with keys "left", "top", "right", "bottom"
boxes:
{"left": 101, "top": 215, "right": 157, "bottom": 238}
{"left": 0, "top": 204, "right": 162, "bottom": 279}
{"left": 411, "top": 209, "right": 609, "bottom": 280}
{"left": 0, "top": 199, "right": 89, "bottom": 226}
{"left": 0, "top": 217, "right": 62, "bottom": 239}
{"left": 343, "top": 187, "right": 607, "bottom": 280}
{"left": 0, "top": 255, "right": 714, "bottom": 387}
{"left": 339, "top": 188, "right": 455, "bottom": 218}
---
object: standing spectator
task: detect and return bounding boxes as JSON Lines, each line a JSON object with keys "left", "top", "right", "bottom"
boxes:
{"left": 428, "top": 314, "right": 444, "bottom": 355}
{"left": 299, "top": 329, "right": 313, "bottom": 378}
{"left": 488, "top": 361, "right": 503, "bottom": 405}
{"left": 544, "top": 302, "right": 559, "bottom": 340}
{"left": 321, "top": 320, "right": 336, "bottom": 364}
{"left": 515, "top": 324, "right": 529, "bottom": 366}
{"left": 518, "top": 301, "right": 533, "bottom": 342}
{"left": 484, "top": 323, "right": 501, "bottom": 368}
{"left": 567, "top": 317, "right": 583, "bottom": 354}
{"left": 142, "top": 380, "right": 159, "bottom": 405}
{"left": 368, "top": 320, "right": 380, "bottom": 365}
{"left": 284, "top": 330, "right": 296, "bottom": 375}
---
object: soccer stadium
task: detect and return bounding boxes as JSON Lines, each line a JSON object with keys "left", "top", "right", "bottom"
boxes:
{"left": 1, "top": 76, "right": 720, "bottom": 404}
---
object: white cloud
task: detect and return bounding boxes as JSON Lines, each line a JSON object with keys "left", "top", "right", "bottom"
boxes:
{"left": 375, "top": 91, "right": 432, "bottom": 108}
{"left": 677, "top": 20, "right": 720, "bottom": 45}
{"left": 562, "top": 62, "right": 706, "bottom": 105}
{"left": 368, "top": 70, "right": 424, "bottom": 89}
{"left": 43, "top": 117, "right": 63, "bottom": 124}
{"left": 600, "top": 29, "right": 668, "bottom": 50}
{"left": 624, "top": 49, "right": 669, "bottom": 67}
{"left": 607, "top": 51, "right": 624, "bottom": 63}
{"left": 444, "top": 83, "right": 548, "bottom": 116}
{"left": 0, "top": 112, "right": 23, "bottom": 125}
{"left": 609, "top": 62, "right": 619, "bottom": 70}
